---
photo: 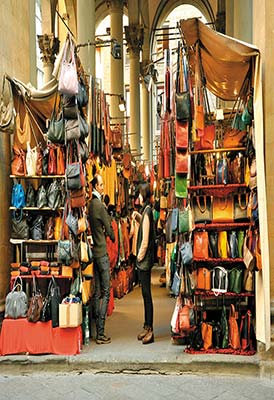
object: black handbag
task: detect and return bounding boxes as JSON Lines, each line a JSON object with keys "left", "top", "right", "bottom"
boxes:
{"left": 50, "top": 276, "right": 61, "bottom": 328}
{"left": 209, "top": 232, "right": 218, "bottom": 258}
{"left": 62, "top": 95, "right": 78, "bottom": 119}
{"left": 76, "top": 78, "right": 88, "bottom": 108}
{"left": 66, "top": 162, "right": 82, "bottom": 190}
{"left": 57, "top": 239, "right": 72, "bottom": 265}
{"left": 47, "top": 180, "right": 61, "bottom": 210}
{"left": 36, "top": 184, "right": 48, "bottom": 208}
{"left": 11, "top": 210, "right": 29, "bottom": 239}
{"left": 26, "top": 183, "right": 36, "bottom": 207}
{"left": 30, "top": 215, "right": 44, "bottom": 240}
{"left": 42, "top": 147, "right": 49, "bottom": 175}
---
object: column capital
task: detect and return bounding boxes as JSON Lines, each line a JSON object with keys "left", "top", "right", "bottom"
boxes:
{"left": 106, "top": 0, "right": 126, "bottom": 11}
{"left": 37, "top": 34, "right": 60, "bottom": 65}
{"left": 125, "top": 24, "right": 144, "bottom": 55}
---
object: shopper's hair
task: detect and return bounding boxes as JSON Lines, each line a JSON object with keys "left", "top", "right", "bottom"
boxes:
{"left": 91, "top": 174, "right": 100, "bottom": 189}
{"left": 139, "top": 182, "right": 151, "bottom": 202}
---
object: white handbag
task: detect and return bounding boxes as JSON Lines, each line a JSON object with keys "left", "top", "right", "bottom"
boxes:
{"left": 58, "top": 34, "right": 78, "bottom": 95}
{"left": 26, "top": 141, "right": 37, "bottom": 176}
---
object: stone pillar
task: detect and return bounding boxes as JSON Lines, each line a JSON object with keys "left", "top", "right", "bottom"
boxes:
{"left": 233, "top": 0, "right": 252, "bottom": 42}
{"left": 125, "top": 23, "right": 144, "bottom": 154}
{"left": 77, "top": 0, "right": 95, "bottom": 76}
{"left": 108, "top": 0, "right": 124, "bottom": 123}
{"left": 38, "top": 34, "right": 60, "bottom": 83}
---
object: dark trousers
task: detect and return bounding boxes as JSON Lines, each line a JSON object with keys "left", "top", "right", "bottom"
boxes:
{"left": 139, "top": 269, "right": 153, "bottom": 329}
{"left": 94, "top": 254, "right": 110, "bottom": 337}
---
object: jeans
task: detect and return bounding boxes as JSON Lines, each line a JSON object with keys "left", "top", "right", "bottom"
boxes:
{"left": 94, "top": 254, "right": 110, "bottom": 337}
{"left": 139, "top": 269, "right": 153, "bottom": 329}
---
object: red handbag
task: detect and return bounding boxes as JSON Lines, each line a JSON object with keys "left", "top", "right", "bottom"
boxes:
{"left": 163, "top": 114, "right": 170, "bottom": 178}
{"left": 175, "top": 150, "right": 188, "bottom": 174}
{"left": 193, "top": 231, "right": 209, "bottom": 259}
{"left": 200, "top": 124, "right": 215, "bottom": 150}
{"left": 175, "top": 120, "right": 188, "bottom": 149}
{"left": 48, "top": 145, "right": 57, "bottom": 175}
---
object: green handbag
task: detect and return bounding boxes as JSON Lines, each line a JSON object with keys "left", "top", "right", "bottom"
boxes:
{"left": 175, "top": 173, "right": 188, "bottom": 198}
{"left": 229, "top": 268, "right": 243, "bottom": 294}
{"left": 178, "top": 207, "right": 189, "bottom": 233}
{"left": 220, "top": 304, "right": 229, "bottom": 349}
{"left": 237, "top": 230, "right": 245, "bottom": 258}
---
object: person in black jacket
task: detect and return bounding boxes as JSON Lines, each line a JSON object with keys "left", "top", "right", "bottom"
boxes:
{"left": 88, "top": 174, "right": 115, "bottom": 344}
{"left": 132, "top": 182, "right": 155, "bottom": 344}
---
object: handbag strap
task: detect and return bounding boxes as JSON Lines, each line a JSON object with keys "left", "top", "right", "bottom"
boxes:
{"left": 196, "top": 195, "right": 208, "bottom": 213}
{"left": 238, "top": 193, "right": 248, "bottom": 210}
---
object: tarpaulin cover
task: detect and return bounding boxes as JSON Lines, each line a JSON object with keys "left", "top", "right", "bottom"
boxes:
{"left": 179, "top": 18, "right": 260, "bottom": 100}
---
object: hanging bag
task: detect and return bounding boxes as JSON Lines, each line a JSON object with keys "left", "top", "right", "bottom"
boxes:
{"left": 175, "top": 44, "right": 190, "bottom": 122}
{"left": 58, "top": 34, "right": 79, "bottom": 95}
{"left": 5, "top": 276, "right": 28, "bottom": 319}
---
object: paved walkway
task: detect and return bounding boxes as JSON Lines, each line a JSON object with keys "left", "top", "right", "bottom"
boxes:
{"left": 0, "top": 267, "right": 274, "bottom": 379}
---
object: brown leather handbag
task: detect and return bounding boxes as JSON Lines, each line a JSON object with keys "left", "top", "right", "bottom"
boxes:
{"left": 228, "top": 304, "right": 240, "bottom": 350}
{"left": 201, "top": 321, "right": 212, "bottom": 350}
{"left": 175, "top": 150, "right": 188, "bottom": 174}
{"left": 48, "top": 144, "right": 57, "bottom": 175}
{"left": 11, "top": 146, "right": 26, "bottom": 176}
{"left": 197, "top": 268, "right": 211, "bottom": 290}
{"left": 70, "top": 188, "right": 86, "bottom": 209}
{"left": 193, "top": 231, "right": 209, "bottom": 259}
{"left": 223, "top": 128, "right": 246, "bottom": 148}
{"left": 213, "top": 196, "right": 234, "bottom": 223}
{"left": 56, "top": 145, "right": 65, "bottom": 175}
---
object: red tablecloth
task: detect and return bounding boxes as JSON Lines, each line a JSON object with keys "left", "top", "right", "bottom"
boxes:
{"left": 0, "top": 318, "right": 82, "bottom": 355}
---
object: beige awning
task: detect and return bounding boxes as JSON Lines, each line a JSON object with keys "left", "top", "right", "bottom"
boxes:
{"left": 179, "top": 18, "right": 260, "bottom": 100}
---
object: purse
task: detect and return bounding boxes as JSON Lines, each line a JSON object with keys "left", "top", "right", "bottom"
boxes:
{"left": 5, "top": 276, "right": 28, "bottom": 319}
{"left": 237, "top": 230, "right": 245, "bottom": 258}
{"left": 175, "top": 120, "right": 188, "bottom": 149}
{"left": 30, "top": 215, "right": 44, "bottom": 240}
{"left": 228, "top": 231, "right": 239, "bottom": 258}
{"left": 11, "top": 210, "right": 29, "bottom": 239}
{"left": 76, "top": 77, "right": 89, "bottom": 108}
{"left": 229, "top": 268, "right": 243, "bottom": 294}
{"left": 243, "top": 269, "right": 254, "bottom": 292}
{"left": 192, "top": 195, "right": 212, "bottom": 224}
{"left": 216, "top": 157, "right": 228, "bottom": 184}
{"left": 197, "top": 268, "right": 211, "bottom": 290}
{"left": 26, "top": 142, "right": 37, "bottom": 176}
{"left": 45, "top": 216, "right": 55, "bottom": 240}
{"left": 178, "top": 207, "right": 189, "bottom": 233}
{"left": 66, "top": 161, "right": 84, "bottom": 190}
{"left": 175, "top": 150, "right": 189, "bottom": 174}
{"left": 223, "top": 128, "right": 247, "bottom": 148}
{"left": 209, "top": 232, "right": 218, "bottom": 258}
{"left": 180, "top": 240, "right": 193, "bottom": 265}
{"left": 36, "top": 184, "right": 48, "bottom": 208}
{"left": 65, "top": 118, "right": 81, "bottom": 141}
{"left": 27, "top": 276, "right": 43, "bottom": 323}
{"left": 213, "top": 196, "right": 234, "bottom": 223}
{"left": 228, "top": 304, "right": 240, "bottom": 350}
{"left": 11, "top": 181, "right": 26, "bottom": 208}
{"left": 171, "top": 270, "right": 181, "bottom": 296}
{"left": 62, "top": 95, "right": 78, "bottom": 119}
{"left": 175, "top": 173, "right": 188, "bottom": 198}
{"left": 66, "top": 208, "right": 78, "bottom": 236}
{"left": 201, "top": 322, "right": 213, "bottom": 350}
{"left": 200, "top": 125, "right": 215, "bottom": 150}
{"left": 218, "top": 231, "right": 229, "bottom": 259}
{"left": 47, "top": 95, "right": 65, "bottom": 144}
{"left": 11, "top": 146, "right": 26, "bottom": 176}
{"left": 212, "top": 266, "right": 228, "bottom": 294}
{"left": 243, "top": 233, "right": 255, "bottom": 271}
{"left": 47, "top": 180, "right": 61, "bottom": 210}
{"left": 193, "top": 231, "right": 209, "bottom": 259}
{"left": 220, "top": 304, "right": 229, "bottom": 349}
{"left": 48, "top": 145, "right": 57, "bottom": 175}
{"left": 58, "top": 34, "right": 78, "bottom": 95}
{"left": 234, "top": 193, "right": 249, "bottom": 221}
{"left": 70, "top": 187, "right": 86, "bottom": 209}
{"left": 56, "top": 145, "right": 66, "bottom": 175}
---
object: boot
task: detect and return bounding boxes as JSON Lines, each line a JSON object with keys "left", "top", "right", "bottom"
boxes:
{"left": 142, "top": 328, "right": 154, "bottom": 344}
{"left": 137, "top": 325, "right": 148, "bottom": 341}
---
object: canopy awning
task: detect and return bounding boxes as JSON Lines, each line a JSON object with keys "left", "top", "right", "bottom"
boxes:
{"left": 179, "top": 18, "right": 260, "bottom": 100}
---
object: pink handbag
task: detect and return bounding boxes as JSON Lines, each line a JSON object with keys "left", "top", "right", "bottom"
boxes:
{"left": 58, "top": 35, "right": 78, "bottom": 95}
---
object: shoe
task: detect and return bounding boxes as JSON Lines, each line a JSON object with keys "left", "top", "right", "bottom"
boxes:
{"left": 137, "top": 326, "right": 148, "bottom": 341}
{"left": 96, "top": 335, "right": 111, "bottom": 344}
{"left": 142, "top": 328, "right": 154, "bottom": 345}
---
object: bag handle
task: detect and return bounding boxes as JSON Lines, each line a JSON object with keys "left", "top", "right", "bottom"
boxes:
{"left": 216, "top": 196, "right": 228, "bottom": 211}
{"left": 237, "top": 193, "right": 248, "bottom": 210}
{"left": 196, "top": 195, "right": 209, "bottom": 213}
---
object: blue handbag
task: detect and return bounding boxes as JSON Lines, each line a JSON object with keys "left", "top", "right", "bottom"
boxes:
{"left": 11, "top": 182, "right": 26, "bottom": 208}
{"left": 216, "top": 157, "right": 228, "bottom": 184}
{"left": 171, "top": 208, "right": 179, "bottom": 232}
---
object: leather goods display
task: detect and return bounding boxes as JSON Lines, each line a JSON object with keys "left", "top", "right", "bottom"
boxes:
{"left": 196, "top": 268, "right": 211, "bottom": 290}
{"left": 211, "top": 266, "right": 228, "bottom": 294}
{"left": 228, "top": 304, "right": 240, "bottom": 350}
{"left": 229, "top": 268, "right": 243, "bottom": 294}
{"left": 217, "top": 231, "right": 228, "bottom": 259}
{"left": 223, "top": 128, "right": 246, "bottom": 148}
{"left": 175, "top": 120, "right": 188, "bottom": 149}
{"left": 11, "top": 146, "right": 26, "bottom": 176}
{"left": 27, "top": 276, "right": 43, "bottom": 323}
{"left": 193, "top": 231, "right": 209, "bottom": 259}
{"left": 192, "top": 195, "right": 212, "bottom": 224}
{"left": 234, "top": 193, "right": 249, "bottom": 221}
{"left": 58, "top": 34, "right": 78, "bottom": 96}
{"left": 213, "top": 196, "right": 233, "bottom": 223}
{"left": 5, "top": 276, "right": 28, "bottom": 319}
{"left": 175, "top": 150, "right": 188, "bottom": 174}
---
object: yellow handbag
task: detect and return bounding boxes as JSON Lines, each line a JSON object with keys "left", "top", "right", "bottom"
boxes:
{"left": 218, "top": 231, "right": 229, "bottom": 258}
{"left": 82, "top": 262, "right": 94, "bottom": 278}
{"left": 213, "top": 196, "right": 234, "bottom": 223}
{"left": 54, "top": 216, "right": 62, "bottom": 240}
{"left": 81, "top": 278, "right": 91, "bottom": 305}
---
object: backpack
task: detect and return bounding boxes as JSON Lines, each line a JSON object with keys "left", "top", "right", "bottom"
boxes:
{"left": 11, "top": 182, "right": 26, "bottom": 208}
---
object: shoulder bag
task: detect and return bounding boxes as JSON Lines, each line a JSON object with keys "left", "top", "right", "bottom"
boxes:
{"left": 58, "top": 34, "right": 78, "bottom": 95}
{"left": 5, "top": 276, "right": 28, "bottom": 319}
{"left": 228, "top": 304, "right": 240, "bottom": 350}
{"left": 193, "top": 231, "right": 209, "bottom": 259}
{"left": 212, "top": 266, "right": 228, "bottom": 295}
{"left": 196, "top": 268, "right": 211, "bottom": 290}
{"left": 213, "top": 196, "right": 234, "bottom": 223}
{"left": 27, "top": 276, "right": 43, "bottom": 322}
{"left": 192, "top": 195, "right": 212, "bottom": 224}
{"left": 11, "top": 146, "right": 26, "bottom": 176}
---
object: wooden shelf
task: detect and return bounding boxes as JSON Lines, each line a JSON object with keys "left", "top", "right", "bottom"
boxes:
{"left": 10, "top": 239, "right": 58, "bottom": 245}
{"left": 193, "top": 257, "right": 244, "bottom": 264}
{"left": 10, "top": 207, "right": 64, "bottom": 211}
{"left": 194, "top": 222, "right": 250, "bottom": 230}
{"left": 10, "top": 175, "right": 65, "bottom": 179}
{"left": 190, "top": 147, "right": 246, "bottom": 155}
{"left": 11, "top": 274, "right": 72, "bottom": 280}
{"left": 194, "top": 290, "right": 254, "bottom": 297}
{"left": 189, "top": 183, "right": 247, "bottom": 197}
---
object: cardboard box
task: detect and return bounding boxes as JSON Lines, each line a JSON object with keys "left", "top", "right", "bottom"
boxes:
{"left": 59, "top": 302, "right": 82, "bottom": 328}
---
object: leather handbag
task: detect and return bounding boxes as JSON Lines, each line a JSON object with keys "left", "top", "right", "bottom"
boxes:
{"left": 171, "top": 270, "right": 181, "bottom": 296}
{"left": 221, "top": 304, "right": 229, "bottom": 349}
{"left": 216, "top": 157, "right": 228, "bottom": 184}
{"left": 201, "top": 322, "right": 213, "bottom": 350}
{"left": 76, "top": 77, "right": 89, "bottom": 108}
{"left": 70, "top": 187, "right": 86, "bottom": 209}
{"left": 36, "top": 184, "right": 48, "bottom": 208}
{"left": 11, "top": 210, "right": 29, "bottom": 239}
{"left": 30, "top": 215, "right": 44, "bottom": 240}
{"left": 243, "top": 234, "right": 255, "bottom": 270}
{"left": 178, "top": 207, "right": 189, "bottom": 233}
{"left": 65, "top": 118, "right": 80, "bottom": 141}
{"left": 11, "top": 181, "right": 26, "bottom": 209}
{"left": 112, "top": 124, "right": 122, "bottom": 149}
{"left": 66, "top": 208, "right": 78, "bottom": 236}
{"left": 223, "top": 128, "right": 246, "bottom": 148}
{"left": 176, "top": 91, "right": 190, "bottom": 121}
{"left": 36, "top": 144, "right": 43, "bottom": 176}
{"left": 228, "top": 304, "right": 240, "bottom": 350}
{"left": 200, "top": 124, "right": 215, "bottom": 150}
{"left": 229, "top": 153, "right": 244, "bottom": 184}
{"left": 79, "top": 113, "right": 89, "bottom": 139}
{"left": 45, "top": 216, "right": 54, "bottom": 240}
{"left": 175, "top": 150, "right": 188, "bottom": 174}
{"left": 11, "top": 146, "right": 26, "bottom": 176}
{"left": 56, "top": 145, "right": 65, "bottom": 175}
{"left": 48, "top": 145, "right": 57, "bottom": 175}
{"left": 243, "top": 269, "right": 254, "bottom": 292}
{"left": 47, "top": 180, "right": 61, "bottom": 210}
{"left": 26, "top": 142, "right": 37, "bottom": 176}
{"left": 209, "top": 232, "right": 218, "bottom": 258}
{"left": 5, "top": 276, "right": 28, "bottom": 319}
{"left": 229, "top": 268, "right": 243, "bottom": 294}
{"left": 58, "top": 239, "right": 72, "bottom": 265}
{"left": 175, "top": 120, "right": 188, "bottom": 149}
{"left": 58, "top": 35, "right": 78, "bottom": 96}
{"left": 196, "top": 268, "right": 211, "bottom": 290}
{"left": 175, "top": 173, "right": 188, "bottom": 198}
{"left": 66, "top": 162, "right": 84, "bottom": 190}
{"left": 27, "top": 276, "right": 43, "bottom": 323}
{"left": 180, "top": 241, "right": 193, "bottom": 265}
{"left": 237, "top": 230, "right": 245, "bottom": 258}
{"left": 212, "top": 266, "right": 228, "bottom": 294}
{"left": 26, "top": 183, "right": 36, "bottom": 207}
{"left": 193, "top": 231, "right": 209, "bottom": 259}
{"left": 240, "top": 310, "right": 255, "bottom": 351}
{"left": 234, "top": 193, "right": 249, "bottom": 221}
{"left": 171, "top": 208, "right": 178, "bottom": 233}
{"left": 213, "top": 196, "right": 234, "bottom": 223}
{"left": 62, "top": 95, "right": 78, "bottom": 119}
{"left": 228, "top": 231, "right": 239, "bottom": 258}
{"left": 192, "top": 195, "right": 212, "bottom": 224}
{"left": 218, "top": 231, "right": 229, "bottom": 258}
{"left": 47, "top": 95, "right": 65, "bottom": 144}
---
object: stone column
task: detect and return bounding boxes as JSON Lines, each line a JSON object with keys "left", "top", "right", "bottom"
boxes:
{"left": 38, "top": 34, "right": 60, "bottom": 83}
{"left": 108, "top": 0, "right": 124, "bottom": 123}
{"left": 77, "top": 0, "right": 95, "bottom": 76}
{"left": 125, "top": 23, "right": 144, "bottom": 154}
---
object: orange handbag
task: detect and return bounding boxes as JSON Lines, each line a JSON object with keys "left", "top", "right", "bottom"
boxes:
{"left": 223, "top": 128, "right": 246, "bottom": 148}
{"left": 175, "top": 120, "right": 189, "bottom": 149}
{"left": 175, "top": 150, "right": 188, "bottom": 174}
{"left": 201, "top": 322, "right": 213, "bottom": 350}
{"left": 197, "top": 268, "right": 211, "bottom": 290}
{"left": 228, "top": 304, "right": 240, "bottom": 350}
{"left": 200, "top": 125, "right": 215, "bottom": 150}
{"left": 213, "top": 196, "right": 234, "bottom": 223}
{"left": 193, "top": 231, "right": 209, "bottom": 259}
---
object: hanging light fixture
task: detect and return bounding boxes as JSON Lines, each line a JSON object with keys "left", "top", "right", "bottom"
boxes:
{"left": 118, "top": 95, "right": 126, "bottom": 112}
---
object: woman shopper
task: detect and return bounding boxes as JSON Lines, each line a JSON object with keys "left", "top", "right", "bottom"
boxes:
{"left": 133, "top": 182, "right": 155, "bottom": 344}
